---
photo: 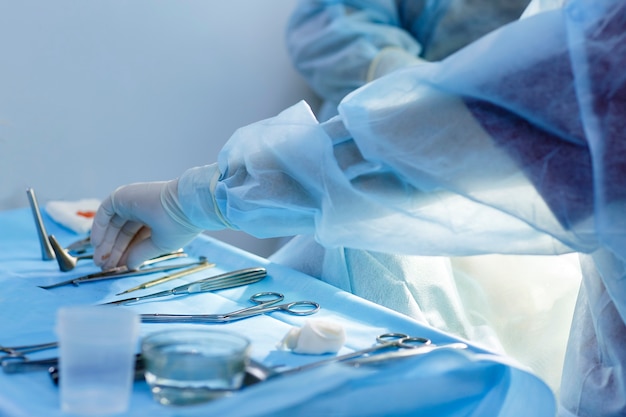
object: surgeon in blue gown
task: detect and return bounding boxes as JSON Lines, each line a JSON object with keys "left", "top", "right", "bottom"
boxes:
{"left": 91, "top": 0, "right": 626, "bottom": 415}
{"left": 271, "top": 0, "right": 580, "bottom": 396}
{"left": 285, "top": 0, "right": 531, "bottom": 122}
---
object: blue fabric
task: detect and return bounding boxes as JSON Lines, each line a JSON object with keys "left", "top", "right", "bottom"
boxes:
{"left": 279, "top": 0, "right": 577, "bottom": 394}
{"left": 176, "top": 1, "right": 626, "bottom": 415}
{"left": 0, "top": 208, "right": 554, "bottom": 416}
{"left": 286, "top": 0, "right": 530, "bottom": 115}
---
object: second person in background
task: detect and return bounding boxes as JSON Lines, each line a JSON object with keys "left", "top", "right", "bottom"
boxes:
{"left": 272, "top": 0, "right": 579, "bottom": 395}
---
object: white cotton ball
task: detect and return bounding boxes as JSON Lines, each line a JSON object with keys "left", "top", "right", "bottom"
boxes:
{"left": 279, "top": 327, "right": 301, "bottom": 350}
{"left": 278, "top": 320, "right": 346, "bottom": 354}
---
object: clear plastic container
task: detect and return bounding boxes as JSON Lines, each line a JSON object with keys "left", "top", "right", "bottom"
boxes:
{"left": 56, "top": 306, "right": 139, "bottom": 415}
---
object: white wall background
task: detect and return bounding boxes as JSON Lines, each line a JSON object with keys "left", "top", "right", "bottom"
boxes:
{"left": 0, "top": 1, "right": 318, "bottom": 257}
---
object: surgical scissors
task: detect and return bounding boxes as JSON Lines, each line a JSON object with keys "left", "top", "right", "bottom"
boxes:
{"left": 279, "top": 333, "right": 432, "bottom": 375}
{"left": 140, "top": 291, "right": 320, "bottom": 323}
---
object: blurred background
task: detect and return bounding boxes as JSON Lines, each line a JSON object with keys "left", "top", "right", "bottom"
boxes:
{"left": 0, "top": 1, "right": 318, "bottom": 257}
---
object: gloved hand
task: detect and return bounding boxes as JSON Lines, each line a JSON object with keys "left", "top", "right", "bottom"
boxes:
{"left": 91, "top": 179, "right": 203, "bottom": 270}
{"left": 367, "top": 47, "right": 425, "bottom": 81}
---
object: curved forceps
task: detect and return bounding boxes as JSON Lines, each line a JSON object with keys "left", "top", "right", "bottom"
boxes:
{"left": 140, "top": 291, "right": 320, "bottom": 324}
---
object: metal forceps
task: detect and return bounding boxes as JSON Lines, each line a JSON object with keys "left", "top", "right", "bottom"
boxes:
{"left": 1, "top": 342, "right": 59, "bottom": 373}
{"left": 102, "top": 267, "right": 267, "bottom": 306}
{"left": 1, "top": 341, "right": 58, "bottom": 360}
{"left": 140, "top": 291, "right": 320, "bottom": 323}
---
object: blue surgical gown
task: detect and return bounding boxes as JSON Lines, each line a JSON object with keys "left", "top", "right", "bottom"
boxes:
{"left": 280, "top": 0, "right": 577, "bottom": 395}
{"left": 177, "top": 1, "right": 624, "bottom": 415}
{"left": 286, "top": 0, "right": 531, "bottom": 120}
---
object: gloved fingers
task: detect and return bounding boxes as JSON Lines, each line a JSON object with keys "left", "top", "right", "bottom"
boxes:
{"left": 115, "top": 216, "right": 147, "bottom": 265}
{"left": 123, "top": 236, "right": 172, "bottom": 271}
{"left": 90, "top": 194, "right": 117, "bottom": 248}
{"left": 92, "top": 180, "right": 202, "bottom": 270}
{"left": 117, "top": 226, "right": 151, "bottom": 269}
{"left": 92, "top": 192, "right": 132, "bottom": 267}
{"left": 97, "top": 217, "right": 145, "bottom": 269}
{"left": 92, "top": 183, "right": 160, "bottom": 269}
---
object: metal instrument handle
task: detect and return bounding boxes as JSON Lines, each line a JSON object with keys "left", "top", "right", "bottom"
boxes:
{"left": 107, "top": 267, "right": 268, "bottom": 306}
{"left": 2, "top": 357, "right": 58, "bottom": 373}
{"left": 0, "top": 341, "right": 58, "bottom": 355}
{"left": 346, "top": 343, "right": 468, "bottom": 366}
{"left": 276, "top": 301, "right": 320, "bottom": 316}
{"left": 376, "top": 333, "right": 431, "bottom": 349}
{"left": 26, "top": 188, "right": 55, "bottom": 261}
{"left": 116, "top": 258, "right": 214, "bottom": 295}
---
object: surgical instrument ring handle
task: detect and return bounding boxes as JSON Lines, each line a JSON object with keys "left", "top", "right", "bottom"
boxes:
{"left": 375, "top": 333, "right": 431, "bottom": 348}
{"left": 232, "top": 291, "right": 319, "bottom": 317}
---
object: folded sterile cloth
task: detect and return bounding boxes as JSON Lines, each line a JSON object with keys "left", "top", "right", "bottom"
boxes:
{"left": 45, "top": 199, "right": 101, "bottom": 234}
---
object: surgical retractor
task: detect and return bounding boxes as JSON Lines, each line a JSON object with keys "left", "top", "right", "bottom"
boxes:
{"left": 26, "top": 188, "right": 55, "bottom": 261}
{"left": 48, "top": 235, "right": 188, "bottom": 273}
{"left": 48, "top": 234, "right": 93, "bottom": 272}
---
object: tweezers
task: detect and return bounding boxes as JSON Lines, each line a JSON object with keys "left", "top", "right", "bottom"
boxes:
{"left": 102, "top": 267, "right": 267, "bottom": 306}
{"left": 39, "top": 256, "right": 205, "bottom": 289}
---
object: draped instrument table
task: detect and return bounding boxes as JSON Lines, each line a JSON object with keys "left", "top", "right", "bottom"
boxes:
{"left": 0, "top": 208, "right": 556, "bottom": 417}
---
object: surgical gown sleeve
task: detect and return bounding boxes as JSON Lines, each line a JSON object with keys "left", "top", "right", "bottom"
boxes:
{"left": 179, "top": 3, "right": 617, "bottom": 259}
{"left": 286, "top": 0, "right": 424, "bottom": 104}
{"left": 177, "top": 4, "right": 626, "bottom": 415}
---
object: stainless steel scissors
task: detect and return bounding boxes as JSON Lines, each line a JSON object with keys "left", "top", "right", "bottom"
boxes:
{"left": 274, "top": 332, "right": 466, "bottom": 377}
{"left": 140, "top": 291, "right": 320, "bottom": 323}
{"left": 279, "top": 333, "right": 432, "bottom": 375}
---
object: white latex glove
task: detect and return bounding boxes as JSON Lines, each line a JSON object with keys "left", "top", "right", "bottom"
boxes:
{"left": 91, "top": 179, "right": 204, "bottom": 270}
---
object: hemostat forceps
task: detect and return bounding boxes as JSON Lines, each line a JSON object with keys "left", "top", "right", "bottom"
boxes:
{"left": 39, "top": 253, "right": 197, "bottom": 289}
{"left": 1, "top": 341, "right": 59, "bottom": 373}
{"left": 1, "top": 341, "right": 58, "bottom": 360}
{"left": 140, "top": 291, "right": 320, "bottom": 323}
{"left": 102, "top": 267, "right": 268, "bottom": 306}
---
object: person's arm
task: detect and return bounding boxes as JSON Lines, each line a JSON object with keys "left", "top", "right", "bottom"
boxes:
{"left": 286, "top": 0, "right": 425, "bottom": 104}
{"left": 94, "top": 2, "right": 620, "bottom": 269}
{"left": 200, "top": 8, "right": 596, "bottom": 254}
